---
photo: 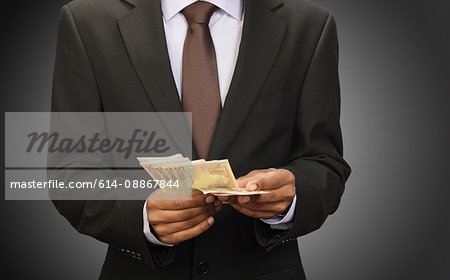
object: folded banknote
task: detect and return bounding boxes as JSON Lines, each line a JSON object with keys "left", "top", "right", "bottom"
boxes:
{"left": 137, "top": 154, "right": 269, "bottom": 196}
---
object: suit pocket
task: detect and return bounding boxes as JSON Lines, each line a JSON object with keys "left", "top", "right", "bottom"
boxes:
{"left": 248, "top": 92, "right": 298, "bottom": 117}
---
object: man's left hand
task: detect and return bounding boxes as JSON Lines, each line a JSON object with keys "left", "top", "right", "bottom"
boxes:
{"left": 218, "top": 169, "right": 296, "bottom": 219}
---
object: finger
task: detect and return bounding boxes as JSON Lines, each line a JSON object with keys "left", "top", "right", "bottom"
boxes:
{"left": 213, "top": 199, "right": 222, "bottom": 207}
{"left": 152, "top": 213, "right": 210, "bottom": 236}
{"left": 217, "top": 196, "right": 229, "bottom": 202}
{"left": 235, "top": 186, "right": 283, "bottom": 204}
{"left": 236, "top": 190, "right": 280, "bottom": 204}
{"left": 236, "top": 174, "right": 256, "bottom": 188}
{"left": 217, "top": 195, "right": 238, "bottom": 204}
{"left": 236, "top": 170, "right": 268, "bottom": 188}
{"left": 246, "top": 169, "right": 294, "bottom": 191}
{"left": 233, "top": 201, "right": 289, "bottom": 213}
{"left": 215, "top": 203, "right": 222, "bottom": 212}
{"left": 159, "top": 216, "right": 215, "bottom": 244}
{"left": 147, "top": 194, "right": 216, "bottom": 210}
{"left": 252, "top": 185, "right": 295, "bottom": 203}
{"left": 245, "top": 175, "right": 276, "bottom": 191}
{"left": 148, "top": 205, "right": 216, "bottom": 224}
{"left": 231, "top": 203, "right": 277, "bottom": 219}
{"left": 236, "top": 195, "right": 253, "bottom": 204}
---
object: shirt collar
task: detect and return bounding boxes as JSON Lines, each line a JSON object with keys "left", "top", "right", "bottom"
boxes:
{"left": 161, "top": 0, "right": 243, "bottom": 22}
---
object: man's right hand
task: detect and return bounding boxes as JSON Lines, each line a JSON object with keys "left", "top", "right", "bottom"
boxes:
{"left": 146, "top": 191, "right": 222, "bottom": 245}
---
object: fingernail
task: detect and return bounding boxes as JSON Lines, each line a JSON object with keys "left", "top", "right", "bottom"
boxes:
{"left": 218, "top": 196, "right": 229, "bottom": 201}
{"left": 214, "top": 200, "right": 221, "bottom": 207}
{"left": 241, "top": 196, "right": 250, "bottom": 203}
{"left": 247, "top": 183, "right": 257, "bottom": 191}
{"left": 205, "top": 196, "right": 215, "bottom": 204}
{"left": 207, "top": 217, "right": 214, "bottom": 225}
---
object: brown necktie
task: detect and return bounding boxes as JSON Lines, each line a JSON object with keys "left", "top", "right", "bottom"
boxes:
{"left": 181, "top": 2, "right": 221, "bottom": 159}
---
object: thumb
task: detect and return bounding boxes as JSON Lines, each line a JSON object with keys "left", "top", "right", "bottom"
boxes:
{"left": 245, "top": 171, "right": 279, "bottom": 191}
{"left": 236, "top": 170, "right": 272, "bottom": 189}
{"left": 236, "top": 173, "right": 264, "bottom": 189}
{"left": 236, "top": 174, "right": 257, "bottom": 188}
{"left": 244, "top": 181, "right": 259, "bottom": 191}
{"left": 236, "top": 176, "right": 252, "bottom": 188}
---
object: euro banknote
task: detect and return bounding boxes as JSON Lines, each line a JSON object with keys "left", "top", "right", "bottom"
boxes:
{"left": 137, "top": 154, "right": 269, "bottom": 196}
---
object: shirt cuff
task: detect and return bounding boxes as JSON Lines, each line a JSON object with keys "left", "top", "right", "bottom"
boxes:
{"left": 260, "top": 195, "right": 297, "bottom": 230}
{"left": 143, "top": 201, "right": 174, "bottom": 247}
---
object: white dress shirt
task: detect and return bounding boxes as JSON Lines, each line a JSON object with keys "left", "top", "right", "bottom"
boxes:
{"left": 143, "top": 0, "right": 297, "bottom": 246}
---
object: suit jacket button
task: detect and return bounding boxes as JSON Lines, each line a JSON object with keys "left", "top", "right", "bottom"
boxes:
{"left": 197, "top": 261, "right": 209, "bottom": 275}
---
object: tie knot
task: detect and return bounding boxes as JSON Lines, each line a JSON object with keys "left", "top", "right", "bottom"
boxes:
{"left": 182, "top": 1, "right": 217, "bottom": 25}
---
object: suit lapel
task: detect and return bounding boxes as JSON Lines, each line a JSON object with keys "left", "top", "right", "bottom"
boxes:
{"left": 208, "top": 0, "right": 286, "bottom": 159}
{"left": 117, "top": 0, "right": 182, "bottom": 113}
{"left": 117, "top": 0, "right": 199, "bottom": 158}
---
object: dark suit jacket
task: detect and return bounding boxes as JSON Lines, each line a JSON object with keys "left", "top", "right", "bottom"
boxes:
{"left": 51, "top": 0, "right": 351, "bottom": 279}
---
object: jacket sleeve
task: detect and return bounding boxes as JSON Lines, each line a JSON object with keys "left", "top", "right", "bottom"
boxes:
{"left": 50, "top": 5, "right": 176, "bottom": 269}
{"left": 255, "top": 14, "right": 351, "bottom": 251}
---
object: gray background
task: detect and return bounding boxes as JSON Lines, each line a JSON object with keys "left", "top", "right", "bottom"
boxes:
{"left": 1, "top": 0, "right": 449, "bottom": 279}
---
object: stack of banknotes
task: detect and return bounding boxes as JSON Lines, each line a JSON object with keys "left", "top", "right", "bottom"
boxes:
{"left": 137, "top": 154, "right": 268, "bottom": 196}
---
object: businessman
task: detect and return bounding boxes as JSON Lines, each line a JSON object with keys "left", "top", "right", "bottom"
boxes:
{"left": 51, "top": 0, "right": 351, "bottom": 279}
